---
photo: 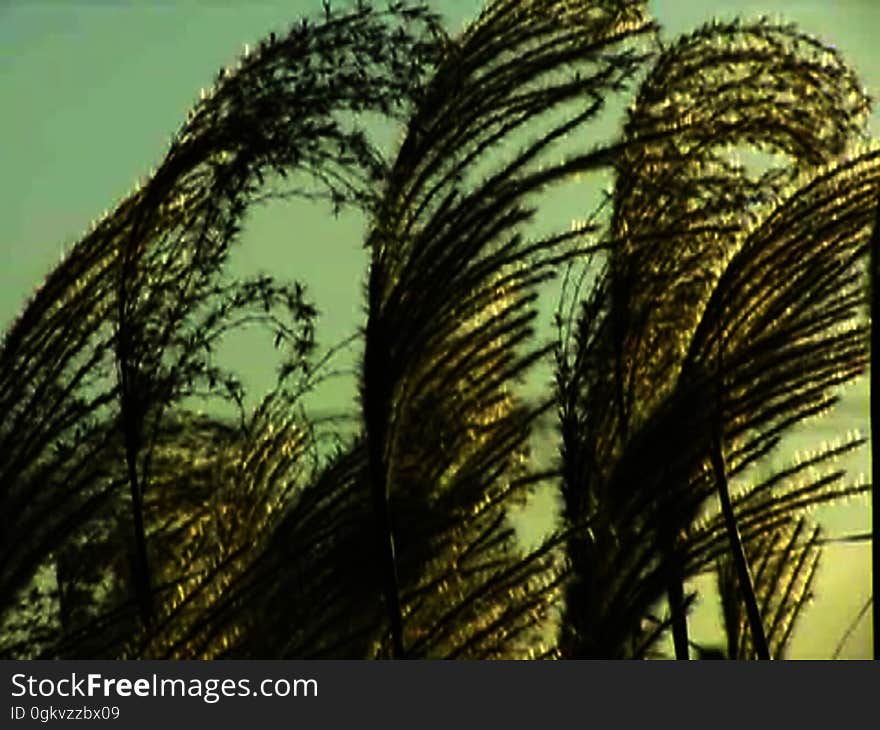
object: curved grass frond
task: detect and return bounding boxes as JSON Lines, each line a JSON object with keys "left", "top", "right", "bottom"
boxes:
{"left": 557, "top": 16, "right": 876, "bottom": 657}
{"left": 0, "top": 2, "right": 443, "bottom": 657}
{"left": 362, "top": 0, "right": 654, "bottom": 657}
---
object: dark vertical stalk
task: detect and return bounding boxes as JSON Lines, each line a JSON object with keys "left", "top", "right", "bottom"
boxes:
{"left": 711, "top": 336, "right": 769, "bottom": 660}
{"left": 711, "top": 442, "right": 769, "bottom": 658}
{"left": 666, "top": 541, "right": 690, "bottom": 660}
{"left": 613, "top": 267, "right": 689, "bottom": 658}
{"left": 658, "top": 468, "right": 689, "bottom": 659}
{"left": 364, "top": 268, "right": 405, "bottom": 659}
{"left": 116, "top": 195, "right": 155, "bottom": 629}
{"left": 365, "top": 421, "right": 406, "bottom": 659}
{"left": 870, "top": 193, "right": 880, "bottom": 661}
{"left": 121, "top": 394, "right": 152, "bottom": 629}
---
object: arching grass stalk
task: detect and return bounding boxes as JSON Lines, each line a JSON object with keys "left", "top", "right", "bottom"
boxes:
{"left": 712, "top": 336, "right": 770, "bottom": 660}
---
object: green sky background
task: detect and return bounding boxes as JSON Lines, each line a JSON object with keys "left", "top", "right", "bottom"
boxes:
{"left": 1, "top": 0, "right": 877, "bottom": 658}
